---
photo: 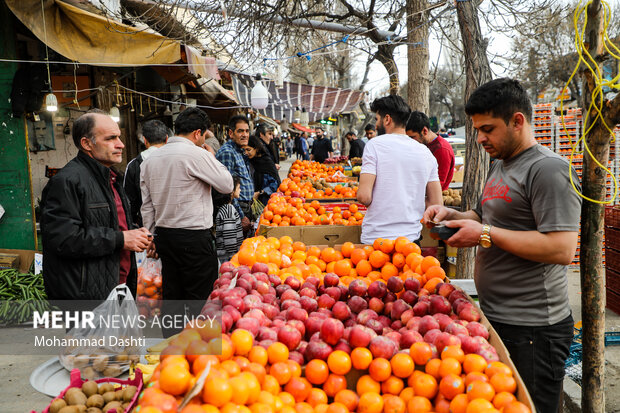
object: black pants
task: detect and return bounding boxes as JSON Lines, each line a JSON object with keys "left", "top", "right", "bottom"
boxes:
{"left": 490, "top": 314, "right": 574, "bottom": 413}
{"left": 155, "top": 227, "right": 218, "bottom": 336}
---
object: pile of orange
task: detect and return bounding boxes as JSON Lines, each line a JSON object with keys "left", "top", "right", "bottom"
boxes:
{"left": 278, "top": 178, "right": 357, "bottom": 199}
{"left": 288, "top": 160, "right": 348, "bottom": 183}
{"left": 259, "top": 196, "right": 363, "bottom": 227}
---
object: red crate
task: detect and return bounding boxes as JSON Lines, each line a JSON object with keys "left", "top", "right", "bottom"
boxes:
{"left": 607, "top": 268, "right": 620, "bottom": 294}
{"left": 606, "top": 248, "right": 620, "bottom": 273}
{"left": 606, "top": 227, "right": 620, "bottom": 250}
{"left": 605, "top": 205, "right": 620, "bottom": 228}
{"left": 607, "top": 288, "right": 620, "bottom": 315}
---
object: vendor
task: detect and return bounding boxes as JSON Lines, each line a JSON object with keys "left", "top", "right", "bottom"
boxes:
{"left": 357, "top": 95, "right": 442, "bottom": 244}
{"left": 423, "top": 78, "right": 581, "bottom": 413}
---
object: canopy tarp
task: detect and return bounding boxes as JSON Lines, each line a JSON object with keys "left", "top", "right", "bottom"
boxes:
{"left": 230, "top": 73, "right": 365, "bottom": 123}
{"left": 291, "top": 123, "right": 315, "bottom": 133}
{"left": 6, "top": 0, "right": 181, "bottom": 65}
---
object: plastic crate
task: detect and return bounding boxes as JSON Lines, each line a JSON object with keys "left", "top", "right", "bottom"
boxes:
{"left": 606, "top": 227, "right": 620, "bottom": 250}
{"left": 607, "top": 288, "right": 620, "bottom": 315}
{"left": 606, "top": 248, "right": 620, "bottom": 273}
{"left": 605, "top": 206, "right": 620, "bottom": 228}
{"left": 607, "top": 267, "right": 620, "bottom": 295}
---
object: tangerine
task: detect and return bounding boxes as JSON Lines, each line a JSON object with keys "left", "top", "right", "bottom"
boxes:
{"left": 305, "top": 359, "right": 330, "bottom": 385}
{"left": 492, "top": 391, "right": 517, "bottom": 409}
{"left": 334, "top": 389, "right": 359, "bottom": 411}
{"left": 410, "top": 342, "right": 433, "bottom": 365}
{"left": 466, "top": 380, "right": 495, "bottom": 401}
{"left": 463, "top": 354, "right": 487, "bottom": 374}
{"left": 323, "top": 374, "right": 347, "bottom": 397}
{"left": 356, "top": 375, "right": 381, "bottom": 395}
{"left": 490, "top": 373, "right": 517, "bottom": 393}
{"left": 439, "top": 373, "right": 465, "bottom": 400}
{"left": 412, "top": 373, "right": 438, "bottom": 399}
{"left": 407, "top": 396, "right": 432, "bottom": 412}
{"left": 357, "top": 392, "right": 383, "bottom": 413}
{"left": 390, "top": 353, "right": 414, "bottom": 378}
{"left": 327, "top": 350, "right": 352, "bottom": 375}
{"left": 351, "top": 348, "right": 373, "bottom": 370}
{"left": 369, "top": 358, "right": 392, "bottom": 382}
{"left": 159, "top": 364, "right": 192, "bottom": 396}
{"left": 202, "top": 377, "right": 232, "bottom": 406}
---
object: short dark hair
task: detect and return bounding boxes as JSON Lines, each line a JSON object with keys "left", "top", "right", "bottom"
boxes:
{"left": 174, "top": 107, "right": 211, "bottom": 135}
{"left": 315, "top": 126, "right": 324, "bottom": 132}
{"left": 141, "top": 120, "right": 168, "bottom": 144}
{"left": 406, "top": 111, "right": 431, "bottom": 133}
{"left": 465, "top": 78, "right": 533, "bottom": 124}
{"left": 364, "top": 124, "right": 375, "bottom": 132}
{"left": 72, "top": 109, "right": 106, "bottom": 149}
{"left": 370, "top": 95, "right": 411, "bottom": 127}
{"left": 255, "top": 123, "right": 274, "bottom": 136}
{"left": 228, "top": 115, "right": 250, "bottom": 132}
{"left": 346, "top": 131, "right": 356, "bottom": 137}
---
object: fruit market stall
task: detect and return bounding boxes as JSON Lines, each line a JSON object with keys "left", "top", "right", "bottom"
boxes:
{"left": 128, "top": 236, "right": 534, "bottom": 413}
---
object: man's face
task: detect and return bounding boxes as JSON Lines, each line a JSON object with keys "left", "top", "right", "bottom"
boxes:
{"left": 471, "top": 112, "right": 520, "bottom": 160}
{"left": 261, "top": 130, "right": 274, "bottom": 143}
{"left": 375, "top": 114, "right": 386, "bottom": 136}
{"left": 229, "top": 121, "right": 250, "bottom": 147}
{"left": 346, "top": 134, "right": 355, "bottom": 142}
{"left": 195, "top": 129, "right": 208, "bottom": 147}
{"left": 316, "top": 129, "right": 324, "bottom": 139}
{"left": 82, "top": 115, "right": 124, "bottom": 167}
{"left": 406, "top": 127, "right": 429, "bottom": 144}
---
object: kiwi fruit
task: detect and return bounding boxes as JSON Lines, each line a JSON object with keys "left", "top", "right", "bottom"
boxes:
{"left": 114, "top": 389, "right": 124, "bottom": 401}
{"left": 92, "top": 355, "right": 108, "bottom": 372}
{"left": 85, "top": 408, "right": 102, "bottom": 413}
{"left": 102, "top": 391, "right": 116, "bottom": 404}
{"left": 57, "top": 406, "right": 81, "bottom": 413}
{"left": 103, "top": 365, "right": 122, "bottom": 377}
{"left": 86, "top": 394, "right": 104, "bottom": 408}
{"left": 73, "top": 355, "right": 90, "bottom": 369}
{"left": 81, "top": 381, "right": 98, "bottom": 397}
{"left": 114, "top": 354, "right": 128, "bottom": 362}
{"left": 64, "top": 389, "right": 87, "bottom": 406}
{"left": 122, "top": 385, "right": 138, "bottom": 402}
{"left": 101, "top": 401, "right": 122, "bottom": 413}
{"left": 81, "top": 367, "right": 97, "bottom": 381}
{"left": 49, "top": 398, "right": 67, "bottom": 413}
{"left": 98, "top": 383, "right": 115, "bottom": 395}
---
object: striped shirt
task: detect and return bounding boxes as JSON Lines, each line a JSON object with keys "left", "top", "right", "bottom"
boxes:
{"left": 215, "top": 203, "right": 243, "bottom": 263}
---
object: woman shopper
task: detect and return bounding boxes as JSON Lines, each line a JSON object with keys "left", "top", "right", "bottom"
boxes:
{"left": 243, "top": 135, "right": 281, "bottom": 206}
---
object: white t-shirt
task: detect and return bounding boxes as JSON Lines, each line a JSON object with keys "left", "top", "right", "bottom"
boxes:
{"left": 360, "top": 133, "right": 439, "bottom": 244}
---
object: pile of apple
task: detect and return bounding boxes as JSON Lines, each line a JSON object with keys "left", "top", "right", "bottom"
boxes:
{"left": 206, "top": 261, "right": 500, "bottom": 365}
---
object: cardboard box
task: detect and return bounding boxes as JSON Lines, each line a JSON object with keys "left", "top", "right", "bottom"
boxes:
{"left": 419, "top": 226, "right": 439, "bottom": 248}
{"left": 0, "top": 249, "right": 36, "bottom": 273}
{"left": 0, "top": 253, "right": 20, "bottom": 270}
{"left": 257, "top": 225, "right": 361, "bottom": 246}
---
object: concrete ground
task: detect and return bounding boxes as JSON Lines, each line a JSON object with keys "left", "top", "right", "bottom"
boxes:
{"left": 3, "top": 157, "right": 619, "bottom": 412}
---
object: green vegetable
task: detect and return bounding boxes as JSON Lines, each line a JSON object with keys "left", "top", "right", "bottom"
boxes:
{"left": 0, "top": 269, "right": 51, "bottom": 325}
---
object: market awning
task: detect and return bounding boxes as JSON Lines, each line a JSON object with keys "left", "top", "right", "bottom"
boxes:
{"left": 230, "top": 73, "right": 366, "bottom": 123}
{"left": 6, "top": 0, "right": 181, "bottom": 65}
{"left": 291, "top": 123, "right": 315, "bottom": 133}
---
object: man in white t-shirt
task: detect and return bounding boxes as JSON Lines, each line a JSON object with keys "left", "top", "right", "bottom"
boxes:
{"left": 357, "top": 95, "right": 443, "bottom": 244}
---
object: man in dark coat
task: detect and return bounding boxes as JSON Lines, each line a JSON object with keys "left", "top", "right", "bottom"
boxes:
{"left": 41, "top": 110, "right": 151, "bottom": 300}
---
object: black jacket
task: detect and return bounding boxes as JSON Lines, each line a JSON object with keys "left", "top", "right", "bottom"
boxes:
{"left": 349, "top": 139, "right": 366, "bottom": 158}
{"left": 41, "top": 151, "right": 137, "bottom": 300}
{"left": 123, "top": 154, "right": 143, "bottom": 227}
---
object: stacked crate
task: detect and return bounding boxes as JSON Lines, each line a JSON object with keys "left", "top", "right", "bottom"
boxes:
{"left": 533, "top": 103, "right": 555, "bottom": 151}
{"left": 605, "top": 206, "right": 620, "bottom": 313}
{"left": 555, "top": 108, "right": 582, "bottom": 157}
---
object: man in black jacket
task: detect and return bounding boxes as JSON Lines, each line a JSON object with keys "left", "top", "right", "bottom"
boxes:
{"left": 124, "top": 120, "right": 168, "bottom": 227}
{"left": 345, "top": 130, "right": 365, "bottom": 158}
{"left": 41, "top": 110, "right": 151, "bottom": 300}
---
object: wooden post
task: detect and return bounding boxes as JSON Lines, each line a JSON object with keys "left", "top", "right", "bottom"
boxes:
{"left": 454, "top": 0, "right": 492, "bottom": 279}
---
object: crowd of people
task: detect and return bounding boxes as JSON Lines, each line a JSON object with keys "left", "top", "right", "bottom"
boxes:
{"left": 38, "top": 79, "right": 580, "bottom": 411}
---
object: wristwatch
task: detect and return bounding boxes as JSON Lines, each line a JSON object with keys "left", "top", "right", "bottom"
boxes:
{"left": 479, "top": 224, "right": 492, "bottom": 248}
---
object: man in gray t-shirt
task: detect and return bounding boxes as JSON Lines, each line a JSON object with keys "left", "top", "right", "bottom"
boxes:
{"left": 423, "top": 78, "right": 581, "bottom": 413}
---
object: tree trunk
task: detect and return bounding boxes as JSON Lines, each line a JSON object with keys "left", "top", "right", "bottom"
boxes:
{"left": 580, "top": 1, "right": 607, "bottom": 411}
{"left": 375, "top": 44, "right": 400, "bottom": 95}
{"left": 454, "top": 0, "right": 492, "bottom": 279}
{"left": 406, "top": 0, "right": 429, "bottom": 112}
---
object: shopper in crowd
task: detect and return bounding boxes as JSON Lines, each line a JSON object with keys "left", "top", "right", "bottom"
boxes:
{"left": 299, "top": 133, "right": 310, "bottom": 160}
{"left": 124, "top": 119, "right": 168, "bottom": 227}
{"left": 204, "top": 128, "right": 221, "bottom": 153}
{"left": 141, "top": 107, "right": 233, "bottom": 333}
{"left": 357, "top": 95, "right": 442, "bottom": 244}
{"left": 423, "top": 78, "right": 581, "bottom": 413}
{"left": 41, "top": 110, "right": 150, "bottom": 300}
{"left": 243, "top": 135, "right": 281, "bottom": 206}
{"left": 215, "top": 176, "right": 244, "bottom": 264}
{"left": 310, "top": 127, "right": 333, "bottom": 163}
{"left": 307, "top": 134, "right": 314, "bottom": 152}
{"left": 286, "top": 136, "right": 294, "bottom": 158}
{"left": 362, "top": 123, "right": 376, "bottom": 143}
{"left": 406, "top": 111, "right": 455, "bottom": 191}
{"left": 256, "top": 123, "right": 280, "bottom": 170}
{"left": 295, "top": 134, "right": 303, "bottom": 160}
{"left": 345, "top": 130, "right": 365, "bottom": 159}
{"left": 216, "top": 115, "right": 255, "bottom": 232}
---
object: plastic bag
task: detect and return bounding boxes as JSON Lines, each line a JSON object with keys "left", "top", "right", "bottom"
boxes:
{"left": 59, "top": 284, "right": 143, "bottom": 379}
{"left": 137, "top": 257, "right": 162, "bottom": 318}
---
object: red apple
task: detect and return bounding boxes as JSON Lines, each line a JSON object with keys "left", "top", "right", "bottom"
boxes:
{"left": 325, "top": 287, "right": 342, "bottom": 301}
{"left": 400, "top": 330, "right": 424, "bottom": 348}
{"left": 332, "top": 301, "right": 352, "bottom": 321}
{"left": 400, "top": 309, "right": 415, "bottom": 325}
{"left": 387, "top": 276, "right": 404, "bottom": 293}
{"left": 306, "top": 277, "right": 320, "bottom": 288}
{"left": 243, "top": 295, "right": 263, "bottom": 311}
{"left": 406, "top": 316, "right": 422, "bottom": 332}
{"left": 448, "top": 290, "right": 469, "bottom": 304}
{"left": 418, "top": 315, "right": 440, "bottom": 335}
{"left": 220, "top": 262, "right": 235, "bottom": 274}
{"left": 466, "top": 321, "right": 489, "bottom": 339}
{"left": 436, "top": 283, "right": 456, "bottom": 298}
{"left": 452, "top": 298, "right": 471, "bottom": 314}
{"left": 413, "top": 301, "right": 430, "bottom": 316}
{"left": 365, "top": 318, "right": 383, "bottom": 334}
{"left": 276, "top": 284, "right": 291, "bottom": 297}
{"left": 433, "top": 313, "right": 453, "bottom": 330}
{"left": 285, "top": 276, "right": 302, "bottom": 291}
{"left": 251, "top": 262, "right": 269, "bottom": 274}
{"left": 221, "top": 312, "right": 233, "bottom": 333}
{"left": 300, "top": 288, "right": 317, "bottom": 299}
{"left": 305, "top": 340, "right": 333, "bottom": 362}
{"left": 390, "top": 299, "right": 412, "bottom": 321}
{"left": 429, "top": 295, "right": 451, "bottom": 315}
{"left": 435, "top": 332, "right": 462, "bottom": 353}
{"left": 281, "top": 300, "right": 301, "bottom": 311}
{"left": 458, "top": 335, "right": 480, "bottom": 354}
{"left": 268, "top": 274, "right": 281, "bottom": 286}
{"left": 401, "top": 290, "right": 418, "bottom": 306}
{"left": 459, "top": 306, "right": 481, "bottom": 322}
{"left": 356, "top": 309, "right": 378, "bottom": 325}
{"left": 368, "top": 281, "right": 387, "bottom": 298}
{"left": 348, "top": 280, "right": 368, "bottom": 297}
{"left": 223, "top": 305, "right": 242, "bottom": 324}
{"left": 369, "top": 336, "right": 398, "bottom": 359}
{"left": 323, "top": 273, "right": 340, "bottom": 287}
{"left": 289, "top": 350, "right": 305, "bottom": 365}
{"left": 423, "top": 328, "right": 442, "bottom": 344}
{"left": 258, "top": 326, "right": 278, "bottom": 341}
{"left": 281, "top": 289, "right": 301, "bottom": 302}
{"left": 235, "top": 317, "right": 260, "bottom": 336}
{"left": 304, "top": 317, "right": 324, "bottom": 340}
{"left": 347, "top": 296, "right": 368, "bottom": 313}
{"left": 334, "top": 339, "right": 352, "bottom": 354}
{"left": 320, "top": 318, "right": 344, "bottom": 345}
{"left": 299, "top": 297, "right": 318, "bottom": 313}
{"left": 278, "top": 325, "right": 302, "bottom": 350}
{"left": 237, "top": 278, "right": 253, "bottom": 293}
{"left": 445, "top": 322, "right": 469, "bottom": 336}
{"left": 223, "top": 296, "right": 245, "bottom": 314}
{"left": 318, "top": 294, "right": 336, "bottom": 309}
{"left": 349, "top": 325, "right": 373, "bottom": 347}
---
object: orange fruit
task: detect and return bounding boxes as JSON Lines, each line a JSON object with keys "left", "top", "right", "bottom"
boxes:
{"left": 159, "top": 364, "right": 192, "bottom": 396}
{"left": 249, "top": 346, "right": 269, "bottom": 366}
{"left": 350, "top": 248, "right": 368, "bottom": 265}
{"left": 394, "top": 237, "right": 410, "bottom": 253}
{"left": 202, "top": 377, "right": 232, "bottom": 406}
{"left": 412, "top": 373, "right": 438, "bottom": 399}
{"left": 325, "top": 403, "right": 348, "bottom": 413}
{"left": 381, "top": 375, "right": 404, "bottom": 395}
{"left": 399, "top": 387, "right": 415, "bottom": 405}
{"left": 391, "top": 253, "right": 406, "bottom": 269}
{"left": 341, "top": 242, "right": 355, "bottom": 258}
{"left": 356, "top": 260, "right": 373, "bottom": 277}
{"left": 351, "top": 347, "right": 373, "bottom": 370}
{"left": 268, "top": 342, "right": 289, "bottom": 364}
{"left": 424, "top": 358, "right": 442, "bottom": 379}
{"left": 356, "top": 375, "right": 381, "bottom": 395}
{"left": 239, "top": 371, "right": 261, "bottom": 403}
{"left": 368, "top": 358, "right": 392, "bottom": 382}
{"left": 465, "top": 398, "right": 494, "bottom": 413}
{"left": 323, "top": 374, "right": 347, "bottom": 397}
{"left": 334, "top": 260, "right": 353, "bottom": 277}
{"left": 464, "top": 372, "right": 490, "bottom": 386}
{"left": 438, "top": 357, "right": 462, "bottom": 378}
{"left": 284, "top": 377, "right": 312, "bottom": 403}
{"left": 369, "top": 250, "right": 389, "bottom": 268}
{"left": 379, "top": 239, "right": 395, "bottom": 254}
{"left": 502, "top": 401, "right": 531, "bottom": 413}
{"left": 220, "top": 359, "right": 241, "bottom": 377}
{"left": 357, "top": 392, "right": 383, "bottom": 413}
{"left": 234, "top": 355, "right": 250, "bottom": 370}
{"left": 327, "top": 350, "right": 352, "bottom": 375}
{"left": 420, "top": 256, "right": 441, "bottom": 273}
{"left": 439, "top": 373, "right": 465, "bottom": 400}
{"left": 279, "top": 392, "right": 296, "bottom": 406}
{"left": 410, "top": 342, "right": 433, "bottom": 365}
{"left": 490, "top": 373, "right": 517, "bottom": 393}
{"left": 390, "top": 353, "right": 414, "bottom": 378}
{"left": 401, "top": 242, "right": 421, "bottom": 257}
{"left": 423, "top": 277, "right": 442, "bottom": 293}
{"left": 191, "top": 355, "right": 218, "bottom": 376}
{"left": 485, "top": 361, "right": 512, "bottom": 378}
{"left": 492, "top": 391, "right": 517, "bottom": 409}
{"left": 466, "top": 380, "right": 495, "bottom": 401}
{"left": 270, "top": 362, "right": 292, "bottom": 385}
{"left": 380, "top": 263, "right": 399, "bottom": 281}
{"left": 441, "top": 345, "right": 465, "bottom": 363}
{"left": 449, "top": 393, "right": 470, "bottom": 413}
{"left": 407, "top": 396, "right": 432, "bottom": 412}
{"left": 383, "top": 394, "right": 406, "bottom": 413}
{"left": 295, "top": 402, "right": 314, "bottom": 413}
{"left": 334, "top": 389, "right": 359, "bottom": 411}
{"left": 229, "top": 375, "right": 250, "bottom": 404}
{"left": 463, "top": 354, "right": 487, "bottom": 374}
{"left": 349, "top": 204, "right": 359, "bottom": 213}
{"left": 245, "top": 363, "right": 267, "bottom": 385}
{"left": 306, "top": 388, "right": 328, "bottom": 407}
{"left": 425, "top": 266, "right": 446, "bottom": 280}
{"left": 305, "top": 359, "right": 330, "bottom": 385}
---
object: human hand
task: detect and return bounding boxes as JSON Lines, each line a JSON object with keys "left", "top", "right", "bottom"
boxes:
{"left": 202, "top": 143, "right": 216, "bottom": 155}
{"left": 123, "top": 227, "right": 151, "bottom": 252}
{"left": 253, "top": 191, "right": 260, "bottom": 200}
{"left": 443, "top": 219, "right": 484, "bottom": 248}
{"left": 422, "top": 205, "right": 454, "bottom": 227}
{"left": 241, "top": 216, "right": 251, "bottom": 232}
{"left": 276, "top": 164, "right": 281, "bottom": 170}
{"left": 146, "top": 240, "right": 158, "bottom": 259}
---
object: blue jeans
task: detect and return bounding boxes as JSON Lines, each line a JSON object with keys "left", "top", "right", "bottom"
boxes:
{"left": 490, "top": 313, "right": 574, "bottom": 413}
